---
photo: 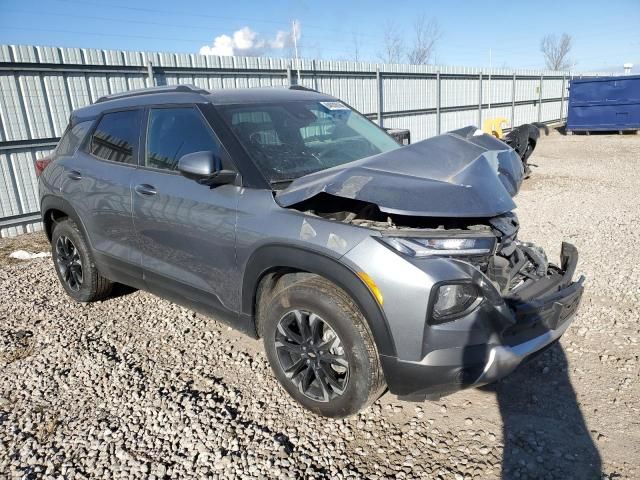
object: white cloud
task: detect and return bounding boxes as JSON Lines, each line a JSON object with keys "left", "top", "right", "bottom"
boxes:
{"left": 270, "top": 30, "right": 290, "bottom": 50}
{"left": 200, "top": 34, "right": 234, "bottom": 56}
{"left": 199, "top": 22, "right": 301, "bottom": 57}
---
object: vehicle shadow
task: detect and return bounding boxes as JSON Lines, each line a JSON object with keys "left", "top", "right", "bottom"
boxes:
{"left": 478, "top": 342, "right": 602, "bottom": 479}
{"left": 108, "top": 283, "right": 138, "bottom": 299}
{"left": 461, "top": 294, "right": 602, "bottom": 479}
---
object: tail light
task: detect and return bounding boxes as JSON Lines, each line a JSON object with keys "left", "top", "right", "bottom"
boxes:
{"left": 35, "top": 157, "right": 52, "bottom": 177}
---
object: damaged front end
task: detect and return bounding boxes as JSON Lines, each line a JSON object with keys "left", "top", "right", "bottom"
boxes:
{"left": 274, "top": 124, "right": 582, "bottom": 308}
{"left": 340, "top": 208, "right": 584, "bottom": 400}
{"left": 274, "top": 126, "right": 580, "bottom": 307}
{"left": 273, "top": 127, "right": 583, "bottom": 399}
{"left": 291, "top": 193, "right": 581, "bottom": 315}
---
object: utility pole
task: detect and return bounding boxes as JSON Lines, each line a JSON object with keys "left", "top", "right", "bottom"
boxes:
{"left": 487, "top": 48, "right": 492, "bottom": 115}
{"left": 292, "top": 20, "right": 301, "bottom": 84}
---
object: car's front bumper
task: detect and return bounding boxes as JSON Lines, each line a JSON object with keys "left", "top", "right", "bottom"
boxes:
{"left": 377, "top": 244, "right": 584, "bottom": 401}
{"left": 471, "top": 305, "right": 575, "bottom": 387}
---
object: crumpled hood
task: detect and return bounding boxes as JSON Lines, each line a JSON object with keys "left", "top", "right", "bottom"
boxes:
{"left": 276, "top": 126, "right": 524, "bottom": 218}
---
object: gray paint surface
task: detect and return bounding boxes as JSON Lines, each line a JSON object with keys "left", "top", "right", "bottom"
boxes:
{"left": 276, "top": 128, "right": 523, "bottom": 218}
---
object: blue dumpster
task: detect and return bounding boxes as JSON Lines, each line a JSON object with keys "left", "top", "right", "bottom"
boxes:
{"left": 567, "top": 75, "right": 640, "bottom": 133}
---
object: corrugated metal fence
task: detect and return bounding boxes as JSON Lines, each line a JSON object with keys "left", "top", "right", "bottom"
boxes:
{"left": 0, "top": 44, "right": 602, "bottom": 237}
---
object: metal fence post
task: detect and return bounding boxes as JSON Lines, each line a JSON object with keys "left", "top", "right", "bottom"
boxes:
{"left": 478, "top": 72, "right": 483, "bottom": 127}
{"left": 376, "top": 66, "right": 383, "bottom": 127}
{"left": 560, "top": 75, "right": 566, "bottom": 122}
{"left": 312, "top": 59, "right": 318, "bottom": 91}
{"left": 436, "top": 71, "right": 441, "bottom": 135}
{"left": 538, "top": 74, "right": 543, "bottom": 122}
{"left": 146, "top": 60, "right": 155, "bottom": 87}
{"left": 286, "top": 65, "right": 293, "bottom": 86}
{"left": 511, "top": 72, "right": 516, "bottom": 128}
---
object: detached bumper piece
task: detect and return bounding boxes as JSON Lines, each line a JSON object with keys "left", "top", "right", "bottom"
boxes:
{"left": 475, "top": 274, "right": 584, "bottom": 388}
{"left": 385, "top": 242, "right": 584, "bottom": 401}
{"left": 502, "top": 242, "right": 584, "bottom": 344}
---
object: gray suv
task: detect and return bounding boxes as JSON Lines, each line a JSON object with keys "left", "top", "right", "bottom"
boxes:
{"left": 38, "top": 85, "right": 584, "bottom": 418}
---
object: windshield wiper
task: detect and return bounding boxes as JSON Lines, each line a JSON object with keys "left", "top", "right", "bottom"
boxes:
{"left": 269, "top": 178, "right": 297, "bottom": 187}
{"left": 270, "top": 168, "right": 323, "bottom": 187}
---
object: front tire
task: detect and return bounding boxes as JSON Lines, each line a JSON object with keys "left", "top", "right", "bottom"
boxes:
{"left": 51, "top": 219, "right": 113, "bottom": 302}
{"left": 262, "top": 277, "right": 385, "bottom": 418}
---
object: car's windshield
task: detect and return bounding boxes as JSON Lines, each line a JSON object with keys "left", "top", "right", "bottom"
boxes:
{"left": 217, "top": 100, "right": 401, "bottom": 184}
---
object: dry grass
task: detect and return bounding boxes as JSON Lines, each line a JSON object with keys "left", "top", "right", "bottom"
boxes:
{"left": 0, "top": 232, "right": 50, "bottom": 266}
{"left": 0, "top": 342, "right": 35, "bottom": 366}
{"left": 36, "top": 414, "right": 60, "bottom": 443}
{"left": 0, "top": 330, "right": 36, "bottom": 367}
{"left": 0, "top": 345, "right": 35, "bottom": 366}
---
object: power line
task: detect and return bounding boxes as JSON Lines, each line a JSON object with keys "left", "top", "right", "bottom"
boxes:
{"left": 53, "top": 0, "right": 291, "bottom": 27}
{"left": 6, "top": 3, "right": 637, "bottom": 51}
{"left": 2, "top": 8, "right": 250, "bottom": 33}
{"left": 51, "top": 0, "right": 381, "bottom": 39}
{"left": 2, "top": 5, "right": 633, "bottom": 68}
{"left": 0, "top": 8, "right": 377, "bottom": 49}
{"left": 0, "top": 26, "right": 209, "bottom": 45}
{"left": 0, "top": 11, "right": 561, "bottom": 60}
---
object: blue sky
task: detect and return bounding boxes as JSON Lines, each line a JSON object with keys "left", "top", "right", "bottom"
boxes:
{"left": 1, "top": 0, "right": 638, "bottom": 71}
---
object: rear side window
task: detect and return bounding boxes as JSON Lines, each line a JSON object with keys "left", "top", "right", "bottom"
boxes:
{"left": 146, "top": 107, "right": 230, "bottom": 171}
{"left": 90, "top": 110, "right": 142, "bottom": 164}
{"left": 55, "top": 121, "right": 93, "bottom": 157}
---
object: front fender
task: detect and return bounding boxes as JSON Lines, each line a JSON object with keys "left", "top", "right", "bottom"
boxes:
{"left": 241, "top": 243, "right": 397, "bottom": 358}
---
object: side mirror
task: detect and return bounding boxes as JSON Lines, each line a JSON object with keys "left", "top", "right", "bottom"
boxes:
{"left": 200, "top": 169, "right": 238, "bottom": 187}
{"left": 178, "top": 150, "right": 218, "bottom": 178}
{"left": 178, "top": 151, "right": 237, "bottom": 186}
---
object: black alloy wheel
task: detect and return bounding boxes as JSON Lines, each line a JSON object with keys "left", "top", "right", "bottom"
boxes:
{"left": 55, "top": 235, "right": 83, "bottom": 291}
{"left": 274, "top": 309, "right": 349, "bottom": 402}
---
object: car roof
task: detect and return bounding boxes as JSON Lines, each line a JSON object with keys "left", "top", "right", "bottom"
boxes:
{"left": 208, "top": 86, "right": 334, "bottom": 104}
{"left": 71, "top": 85, "right": 336, "bottom": 121}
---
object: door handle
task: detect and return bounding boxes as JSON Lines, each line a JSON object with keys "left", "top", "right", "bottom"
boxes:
{"left": 67, "top": 170, "right": 82, "bottom": 180}
{"left": 134, "top": 184, "right": 157, "bottom": 196}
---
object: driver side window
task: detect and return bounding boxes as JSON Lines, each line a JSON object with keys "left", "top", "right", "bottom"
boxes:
{"left": 146, "top": 107, "right": 231, "bottom": 171}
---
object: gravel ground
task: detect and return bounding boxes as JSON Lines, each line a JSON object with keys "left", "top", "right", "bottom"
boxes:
{"left": 1, "top": 130, "right": 639, "bottom": 479}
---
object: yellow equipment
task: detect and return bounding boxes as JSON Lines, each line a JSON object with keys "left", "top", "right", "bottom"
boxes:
{"left": 482, "top": 117, "right": 509, "bottom": 139}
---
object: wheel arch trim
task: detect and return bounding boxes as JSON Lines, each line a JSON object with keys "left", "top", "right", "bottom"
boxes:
{"left": 40, "top": 195, "right": 92, "bottom": 246}
{"left": 241, "top": 244, "right": 397, "bottom": 358}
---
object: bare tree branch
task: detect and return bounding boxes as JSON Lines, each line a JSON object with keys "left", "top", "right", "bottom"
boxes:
{"left": 407, "top": 16, "right": 441, "bottom": 65}
{"left": 378, "top": 21, "right": 404, "bottom": 64}
{"left": 540, "top": 33, "right": 574, "bottom": 71}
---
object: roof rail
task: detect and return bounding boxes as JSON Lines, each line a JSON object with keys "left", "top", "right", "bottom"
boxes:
{"left": 95, "top": 84, "right": 210, "bottom": 103}
{"left": 287, "top": 85, "right": 319, "bottom": 93}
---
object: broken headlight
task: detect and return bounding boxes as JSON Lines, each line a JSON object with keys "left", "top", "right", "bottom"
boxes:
{"left": 378, "top": 236, "right": 496, "bottom": 258}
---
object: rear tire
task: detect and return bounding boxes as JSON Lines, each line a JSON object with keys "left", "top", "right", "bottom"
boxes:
{"left": 51, "top": 219, "right": 113, "bottom": 302}
{"left": 262, "top": 276, "right": 385, "bottom": 418}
